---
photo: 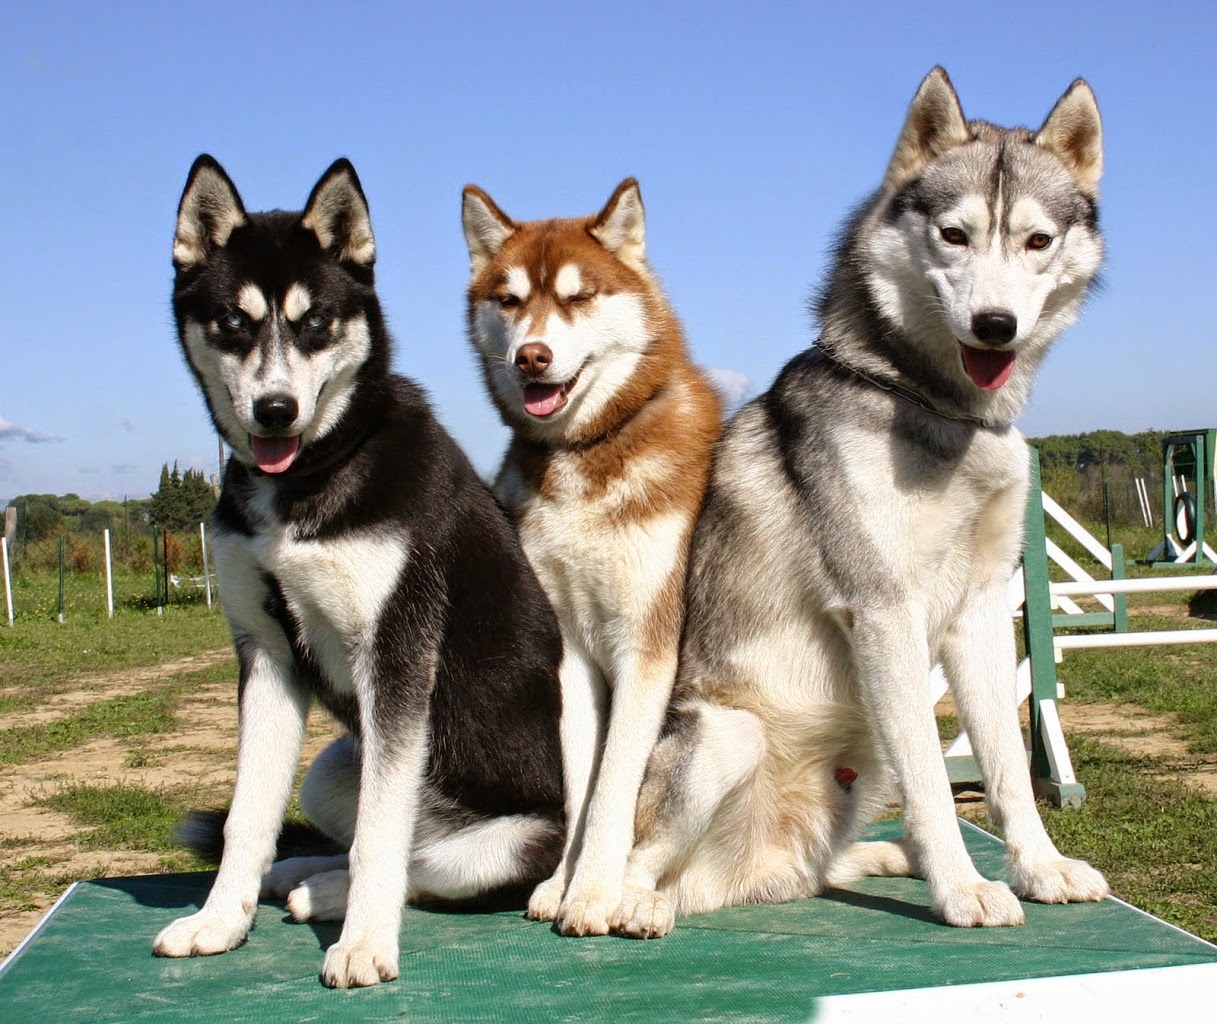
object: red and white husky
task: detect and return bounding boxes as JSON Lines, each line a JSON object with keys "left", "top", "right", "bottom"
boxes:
{"left": 462, "top": 180, "right": 721, "bottom": 935}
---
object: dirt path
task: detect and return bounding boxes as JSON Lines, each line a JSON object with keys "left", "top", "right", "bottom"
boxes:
{"left": 0, "top": 656, "right": 337, "bottom": 960}
{"left": 1, "top": 649, "right": 236, "bottom": 725}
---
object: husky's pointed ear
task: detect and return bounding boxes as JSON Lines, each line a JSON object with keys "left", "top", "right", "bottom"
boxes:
{"left": 302, "top": 159, "right": 376, "bottom": 266}
{"left": 462, "top": 186, "right": 515, "bottom": 273}
{"left": 1036, "top": 79, "right": 1103, "bottom": 195}
{"left": 174, "top": 155, "right": 247, "bottom": 269}
{"left": 883, "top": 67, "right": 971, "bottom": 192}
{"left": 589, "top": 179, "right": 645, "bottom": 267}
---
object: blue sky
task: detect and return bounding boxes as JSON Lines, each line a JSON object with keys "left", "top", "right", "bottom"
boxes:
{"left": 2, "top": 1, "right": 1214, "bottom": 502}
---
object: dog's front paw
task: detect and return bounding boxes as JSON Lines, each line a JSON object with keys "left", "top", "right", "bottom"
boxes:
{"left": 286, "top": 869, "right": 350, "bottom": 922}
{"left": 1011, "top": 856, "right": 1109, "bottom": 905}
{"left": 526, "top": 874, "right": 565, "bottom": 922}
{"left": 936, "top": 880, "right": 1024, "bottom": 927}
{"left": 153, "top": 908, "right": 252, "bottom": 957}
{"left": 555, "top": 885, "right": 618, "bottom": 936}
{"left": 609, "top": 885, "right": 673, "bottom": 939}
{"left": 321, "top": 937, "right": 399, "bottom": 989}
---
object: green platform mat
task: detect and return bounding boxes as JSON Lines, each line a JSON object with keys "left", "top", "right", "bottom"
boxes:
{"left": 2, "top": 820, "right": 1214, "bottom": 1022}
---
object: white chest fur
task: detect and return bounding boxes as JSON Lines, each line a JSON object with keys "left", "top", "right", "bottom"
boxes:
{"left": 512, "top": 454, "right": 688, "bottom": 667}
{"left": 222, "top": 485, "right": 409, "bottom": 693}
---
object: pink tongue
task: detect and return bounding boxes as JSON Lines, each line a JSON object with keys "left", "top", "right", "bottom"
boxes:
{"left": 523, "top": 383, "right": 564, "bottom": 417}
{"left": 961, "top": 346, "right": 1017, "bottom": 391}
{"left": 251, "top": 435, "right": 301, "bottom": 473}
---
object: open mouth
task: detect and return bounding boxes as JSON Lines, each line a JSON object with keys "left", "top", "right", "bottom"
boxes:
{"left": 522, "top": 371, "right": 581, "bottom": 418}
{"left": 960, "top": 344, "right": 1017, "bottom": 391}
{"left": 250, "top": 434, "right": 301, "bottom": 473}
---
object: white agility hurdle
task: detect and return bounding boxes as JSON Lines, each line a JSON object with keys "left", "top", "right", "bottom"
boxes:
{"left": 940, "top": 449, "right": 1217, "bottom": 807}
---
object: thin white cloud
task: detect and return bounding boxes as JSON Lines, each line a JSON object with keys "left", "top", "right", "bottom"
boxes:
{"left": 705, "top": 369, "right": 752, "bottom": 413}
{"left": 0, "top": 417, "right": 63, "bottom": 444}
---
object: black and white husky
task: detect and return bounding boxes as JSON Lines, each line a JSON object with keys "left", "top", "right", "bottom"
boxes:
{"left": 152, "top": 156, "right": 564, "bottom": 988}
{"left": 614, "top": 68, "right": 1110, "bottom": 938}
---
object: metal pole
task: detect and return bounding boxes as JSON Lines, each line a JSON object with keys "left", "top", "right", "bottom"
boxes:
{"left": 162, "top": 529, "right": 170, "bottom": 610}
{"left": 58, "top": 535, "right": 65, "bottom": 623}
{"left": 200, "top": 521, "right": 212, "bottom": 608}
{"left": 103, "top": 528, "right": 115, "bottom": 619}
{"left": 1, "top": 536, "right": 13, "bottom": 627}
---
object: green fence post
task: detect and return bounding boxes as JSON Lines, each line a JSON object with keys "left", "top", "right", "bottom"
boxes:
{"left": 1111, "top": 543, "right": 1128, "bottom": 634}
{"left": 1022, "top": 448, "right": 1086, "bottom": 808}
{"left": 152, "top": 525, "right": 163, "bottom": 616}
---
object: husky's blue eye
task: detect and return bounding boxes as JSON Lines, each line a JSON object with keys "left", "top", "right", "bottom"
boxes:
{"left": 221, "top": 312, "right": 245, "bottom": 331}
{"left": 305, "top": 313, "right": 329, "bottom": 330}
{"left": 939, "top": 226, "right": 968, "bottom": 247}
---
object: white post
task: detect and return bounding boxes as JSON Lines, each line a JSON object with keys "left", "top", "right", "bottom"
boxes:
{"left": 200, "top": 521, "right": 212, "bottom": 609}
{"left": 1, "top": 536, "right": 13, "bottom": 627}
{"left": 103, "top": 528, "right": 115, "bottom": 619}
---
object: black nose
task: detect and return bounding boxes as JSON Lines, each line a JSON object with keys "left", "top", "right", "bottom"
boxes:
{"left": 252, "top": 394, "right": 299, "bottom": 430}
{"left": 971, "top": 311, "right": 1017, "bottom": 345}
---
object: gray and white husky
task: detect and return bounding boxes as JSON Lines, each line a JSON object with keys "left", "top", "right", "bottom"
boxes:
{"left": 611, "top": 67, "right": 1110, "bottom": 938}
{"left": 152, "top": 157, "right": 564, "bottom": 987}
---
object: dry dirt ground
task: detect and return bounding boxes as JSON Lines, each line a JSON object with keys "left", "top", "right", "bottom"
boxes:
{"left": 2, "top": 653, "right": 1214, "bottom": 964}
{"left": 0, "top": 650, "right": 337, "bottom": 961}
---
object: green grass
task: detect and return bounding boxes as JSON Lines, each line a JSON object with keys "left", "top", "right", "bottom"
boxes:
{"left": 1040, "top": 737, "right": 1217, "bottom": 942}
{"left": 39, "top": 782, "right": 200, "bottom": 853}
{"left": 1059, "top": 612, "right": 1217, "bottom": 755}
{"left": 0, "top": 602, "right": 231, "bottom": 695}
{"left": 0, "top": 661, "right": 235, "bottom": 763}
{"left": 6, "top": 568, "right": 216, "bottom": 622}
{"left": 0, "top": 692, "right": 180, "bottom": 765}
{"left": 0, "top": 857, "right": 77, "bottom": 914}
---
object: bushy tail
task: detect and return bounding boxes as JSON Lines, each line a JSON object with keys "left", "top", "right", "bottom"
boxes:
{"left": 174, "top": 808, "right": 342, "bottom": 864}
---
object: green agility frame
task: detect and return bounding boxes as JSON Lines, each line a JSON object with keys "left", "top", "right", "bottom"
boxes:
{"left": 1149, "top": 428, "right": 1216, "bottom": 567}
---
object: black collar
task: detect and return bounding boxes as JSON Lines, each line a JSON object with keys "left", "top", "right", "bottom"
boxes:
{"left": 812, "top": 342, "right": 999, "bottom": 429}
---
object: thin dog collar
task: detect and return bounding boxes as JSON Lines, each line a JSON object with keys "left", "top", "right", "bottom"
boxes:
{"left": 812, "top": 342, "right": 1000, "bottom": 429}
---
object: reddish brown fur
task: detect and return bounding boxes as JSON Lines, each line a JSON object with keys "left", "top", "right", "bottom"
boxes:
{"left": 464, "top": 188, "right": 721, "bottom": 660}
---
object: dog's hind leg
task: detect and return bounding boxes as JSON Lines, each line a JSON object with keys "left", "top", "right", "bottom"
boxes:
{"left": 411, "top": 812, "right": 564, "bottom": 900}
{"left": 828, "top": 839, "right": 919, "bottom": 884}
{"left": 611, "top": 701, "right": 764, "bottom": 938}
{"left": 942, "top": 583, "right": 1108, "bottom": 905}
{"left": 263, "top": 736, "right": 355, "bottom": 908}
{"left": 825, "top": 769, "right": 919, "bottom": 885}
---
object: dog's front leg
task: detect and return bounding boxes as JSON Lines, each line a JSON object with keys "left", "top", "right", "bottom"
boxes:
{"left": 942, "top": 583, "right": 1108, "bottom": 904}
{"left": 527, "top": 638, "right": 606, "bottom": 923}
{"left": 320, "top": 709, "right": 429, "bottom": 988}
{"left": 555, "top": 653, "right": 676, "bottom": 936}
{"left": 154, "top": 646, "right": 309, "bottom": 956}
{"left": 851, "top": 604, "right": 1024, "bottom": 927}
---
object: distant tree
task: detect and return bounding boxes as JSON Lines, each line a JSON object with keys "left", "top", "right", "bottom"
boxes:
{"left": 148, "top": 461, "right": 216, "bottom": 531}
{"left": 10, "top": 494, "right": 61, "bottom": 542}
{"left": 181, "top": 468, "right": 217, "bottom": 525}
